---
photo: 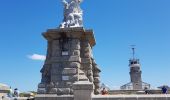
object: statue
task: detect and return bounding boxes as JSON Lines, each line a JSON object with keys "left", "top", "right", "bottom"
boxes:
{"left": 60, "top": 0, "right": 83, "bottom": 28}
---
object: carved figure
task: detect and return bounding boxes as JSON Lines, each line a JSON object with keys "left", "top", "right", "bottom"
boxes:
{"left": 60, "top": 0, "right": 83, "bottom": 28}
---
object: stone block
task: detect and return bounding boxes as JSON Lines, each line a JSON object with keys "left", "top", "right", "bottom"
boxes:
{"left": 62, "top": 68, "right": 77, "bottom": 75}
{"left": 84, "top": 52, "right": 91, "bottom": 58}
{"left": 51, "top": 75, "right": 61, "bottom": 81}
{"left": 52, "top": 45, "right": 60, "bottom": 52}
{"left": 81, "top": 41, "right": 90, "bottom": 47}
{"left": 69, "top": 56, "right": 81, "bottom": 62}
{"left": 51, "top": 56, "right": 81, "bottom": 62}
{"left": 94, "top": 89, "right": 100, "bottom": 95}
{"left": 87, "top": 70, "right": 93, "bottom": 76}
{"left": 62, "top": 76, "right": 70, "bottom": 81}
{"left": 88, "top": 76, "right": 94, "bottom": 82}
{"left": 70, "top": 75, "right": 79, "bottom": 81}
{"left": 66, "top": 82, "right": 72, "bottom": 86}
{"left": 73, "top": 50, "right": 80, "bottom": 56}
{"left": 84, "top": 47, "right": 91, "bottom": 52}
{"left": 79, "top": 75, "right": 89, "bottom": 81}
{"left": 57, "top": 88, "right": 71, "bottom": 95}
{"left": 51, "top": 64, "right": 62, "bottom": 74}
{"left": 73, "top": 81, "right": 93, "bottom": 90}
{"left": 49, "top": 88, "right": 58, "bottom": 94}
{"left": 73, "top": 81, "right": 94, "bottom": 100}
{"left": 70, "top": 45, "right": 80, "bottom": 50}
{"left": 38, "top": 83, "right": 46, "bottom": 88}
{"left": 71, "top": 40, "right": 80, "bottom": 50}
{"left": 37, "top": 88, "right": 46, "bottom": 94}
{"left": 94, "top": 83, "right": 100, "bottom": 88}
{"left": 61, "top": 75, "right": 78, "bottom": 81}
{"left": 82, "top": 64, "right": 93, "bottom": 70}
{"left": 71, "top": 39, "right": 80, "bottom": 45}
{"left": 94, "top": 77, "right": 100, "bottom": 83}
{"left": 93, "top": 72, "right": 100, "bottom": 77}
{"left": 50, "top": 57, "right": 62, "bottom": 62}
{"left": 70, "top": 62, "right": 80, "bottom": 68}
{"left": 52, "top": 51, "right": 61, "bottom": 57}
{"left": 62, "top": 51, "right": 69, "bottom": 56}
{"left": 81, "top": 58, "right": 92, "bottom": 64}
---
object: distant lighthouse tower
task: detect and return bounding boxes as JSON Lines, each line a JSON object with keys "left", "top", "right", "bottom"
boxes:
{"left": 120, "top": 46, "right": 150, "bottom": 90}
{"left": 129, "top": 46, "right": 142, "bottom": 90}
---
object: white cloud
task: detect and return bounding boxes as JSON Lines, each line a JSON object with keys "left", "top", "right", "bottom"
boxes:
{"left": 27, "top": 54, "right": 46, "bottom": 61}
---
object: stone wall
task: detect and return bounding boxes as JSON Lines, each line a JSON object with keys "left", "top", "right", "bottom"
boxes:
{"left": 109, "top": 90, "right": 170, "bottom": 95}
{"left": 93, "top": 94, "right": 170, "bottom": 100}
{"left": 35, "top": 94, "right": 170, "bottom": 100}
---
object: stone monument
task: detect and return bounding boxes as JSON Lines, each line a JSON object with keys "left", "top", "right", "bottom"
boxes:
{"left": 60, "top": 0, "right": 83, "bottom": 28}
{"left": 37, "top": 0, "right": 101, "bottom": 96}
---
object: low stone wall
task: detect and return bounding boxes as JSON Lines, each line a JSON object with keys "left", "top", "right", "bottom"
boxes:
{"left": 35, "top": 82, "right": 170, "bottom": 100}
{"left": 109, "top": 90, "right": 170, "bottom": 94}
{"left": 35, "top": 94, "right": 73, "bottom": 100}
{"left": 35, "top": 94, "right": 170, "bottom": 100}
{"left": 93, "top": 94, "right": 170, "bottom": 100}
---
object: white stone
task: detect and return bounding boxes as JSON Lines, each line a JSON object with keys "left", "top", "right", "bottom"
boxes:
{"left": 62, "top": 76, "right": 69, "bottom": 80}
{"left": 60, "top": 0, "right": 83, "bottom": 28}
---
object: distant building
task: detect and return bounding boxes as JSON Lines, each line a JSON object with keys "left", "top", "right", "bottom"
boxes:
{"left": 120, "top": 47, "right": 150, "bottom": 90}
{"left": 0, "top": 83, "right": 10, "bottom": 97}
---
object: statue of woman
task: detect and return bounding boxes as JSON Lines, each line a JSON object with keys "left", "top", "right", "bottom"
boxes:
{"left": 60, "top": 0, "right": 83, "bottom": 28}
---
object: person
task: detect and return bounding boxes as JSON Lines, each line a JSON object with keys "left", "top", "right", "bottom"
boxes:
{"left": 7, "top": 86, "right": 13, "bottom": 98}
{"left": 144, "top": 87, "right": 149, "bottom": 94}
{"left": 101, "top": 88, "right": 108, "bottom": 95}
{"left": 1, "top": 96, "right": 4, "bottom": 100}
{"left": 14, "top": 88, "right": 20, "bottom": 97}
{"left": 162, "top": 86, "right": 168, "bottom": 94}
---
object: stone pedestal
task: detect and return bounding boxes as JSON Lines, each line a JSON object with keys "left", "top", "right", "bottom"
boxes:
{"left": 37, "top": 27, "right": 101, "bottom": 95}
{"left": 73, "top": 81, "right": 93, "bottom": 100}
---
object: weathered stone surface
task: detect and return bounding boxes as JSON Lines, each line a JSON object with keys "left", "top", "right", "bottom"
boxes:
{"left": 49, "top": 88, "right": 58, "bottom": 94}
{"left": 51, "top": 75, "right": 61, "bottom": 81}
{"left": 62, "top": 76, "right": 69, "bottom": 81}
{"left": 73, "top": 81, "right": 93, "bottom": 100}
{"left": 51, "top": 64, "right": 62, "bottom": 74}
{"left": 88, "top": 76, "right": 94, "bottom": 82}
{"left": 69, "top": 56, "right": 81, "bottom": 62}
{"left": 50, "top": 56, "right": 81, "bottom": 63}
{"left": 84, "top": 52, "right": 91, "bottom": 58}
{"left": 37, "top": 88, "right": 46, "bottom": 94}
{"left": 38, "top": 28, "right": 100, "bottom": 95}
{"left": 87, "top": 70, "right": 93, "bottom": 76}
{"left": 57, "top": 88, "right": 71, "bottom": 95}
{"left": 38, "top": 83, "right": 46, "bottom": 88}
{"left": 79, "top": 75, "right": 89, "bottom": 81}
{"left": 62, "top": 68, "right": 77, "bottom": 75}
{"left": 71, "top": 39, "right": 80, "bottom": 50}
{"left": 70, "top": 62, "right": 81, "bottom": 68}
{"left": 35, "top": 94, "right": 74, "bottom": 100}
{"left": 81, "top": 58, "right": 92, "bottom": 64}
{"left": 92, "top": 95, "right": 170, "bottom": 100}
{"left": 94, "top": 77, "right": 100, "bottom": 83}
{"left": 94, "top": 83, "right": 100, "bottom": 89}
{"left": 70, "top": 75, "right": 79, "bottom": 81}
{"left": 93, "top": 72, "right": 100, "bottom": 77}
{"left": 72, "top": 50, "right": 80, "bottom": 56}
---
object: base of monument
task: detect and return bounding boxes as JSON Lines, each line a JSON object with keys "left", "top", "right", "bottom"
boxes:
{"left": 35, "top": 94, "right": 73, "bottom": 100}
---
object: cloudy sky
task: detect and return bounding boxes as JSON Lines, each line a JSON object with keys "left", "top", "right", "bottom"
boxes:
{"left": 0, "top": 0, "right": 170, "bottom": 91}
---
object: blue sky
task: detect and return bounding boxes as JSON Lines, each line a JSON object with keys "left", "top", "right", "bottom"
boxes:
{"left": 0, "top": 0, "right": 170, "bottom": 91}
